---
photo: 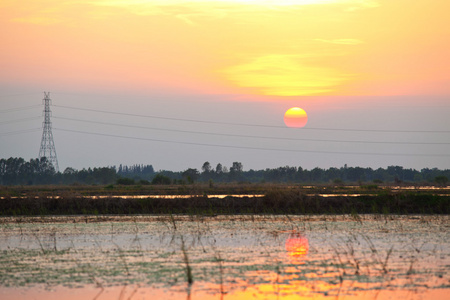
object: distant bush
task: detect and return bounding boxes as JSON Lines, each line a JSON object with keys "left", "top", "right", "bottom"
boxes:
{"left": 435, "top": 176, "right": 448, "bottom": 186}
{"left": 361, "top": 184, "right": 379, "bottom": 190}
{"left": 116, "top": 178, "right": 135, "bottom": 185}
{"left": 151, "top": 174, "right": 172, "bottom": 185}
{"left": 333, "top": 179, "right": 344, "bottom": 186}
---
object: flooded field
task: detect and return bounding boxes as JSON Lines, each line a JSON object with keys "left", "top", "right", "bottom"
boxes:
{"left": 0, "top": 215, "right": 449, "bottom": 299}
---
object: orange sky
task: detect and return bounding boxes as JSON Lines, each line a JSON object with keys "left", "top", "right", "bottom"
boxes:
{"left": 1, "top": 0, "right": 449, "bottom": 98}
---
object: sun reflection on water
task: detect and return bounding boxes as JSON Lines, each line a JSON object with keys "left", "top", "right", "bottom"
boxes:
{"left": 285, "top": 232, "right": 309, "bottom": 259}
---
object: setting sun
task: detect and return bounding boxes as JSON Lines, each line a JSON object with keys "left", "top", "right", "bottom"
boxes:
{"left": 284, "top": 107, "right": 308, "bottom": 128}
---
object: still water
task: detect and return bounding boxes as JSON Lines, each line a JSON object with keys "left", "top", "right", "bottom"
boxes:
{"left": 0, "top": 215, "right": 448, "bottom": 299}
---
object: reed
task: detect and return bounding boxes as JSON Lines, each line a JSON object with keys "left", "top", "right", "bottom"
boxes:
{"left": 181, "top": 237, "right": 193, "bottom": 285}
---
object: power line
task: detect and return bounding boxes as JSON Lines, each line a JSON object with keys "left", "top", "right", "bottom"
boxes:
{"left": 53, "top": 116, "right": 450, "bottom": 145}
{"left": 53, "top": 104, "right": 450, "bottom": 133}
{"left": 53, "top": 127, "right": 450, "bottom": 157}
{"left": 0, "top": 104, "right": 41, "bottom": 113}
{"left": 0, "top": 128, "right": 41, "bottom": 136}
{"left": 0, "top": 92, "right": 42, "bottom": 99}
{"left": 0, "top": 116, "right": 42, "bottom": 125}
{"left": 50, "top": 92, "right": 450, "bottom": 108}
{"left": 53, "top": 104, "right": 279, "bottom": 127}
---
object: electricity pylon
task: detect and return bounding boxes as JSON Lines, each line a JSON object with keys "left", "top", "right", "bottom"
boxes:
{"left": 38, "top": 92, "right": 59, "bottom": 172}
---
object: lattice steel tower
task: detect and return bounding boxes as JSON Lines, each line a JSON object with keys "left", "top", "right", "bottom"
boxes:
{"left": 38, "top": 92, "right": 59, "bottom": 172}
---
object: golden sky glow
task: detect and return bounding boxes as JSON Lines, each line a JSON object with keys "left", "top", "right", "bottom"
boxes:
{"left": 1, "top": 0, "right": 449, "bottom": 97}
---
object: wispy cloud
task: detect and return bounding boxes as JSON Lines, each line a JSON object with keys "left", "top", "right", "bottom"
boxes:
{"left": 221, "top": 54, "right": 353, "bottom": 96}
{"left": 314, "top": 39, "right": 364, "bottom": 45}
{"left": 8, "top": 0, "right": 379, "bottom": 26}
{"left": 89, "top": 0, "right": 380, "bottom": 16}
{"left": 90, "top": 0, "right": 377, "bottom": 6}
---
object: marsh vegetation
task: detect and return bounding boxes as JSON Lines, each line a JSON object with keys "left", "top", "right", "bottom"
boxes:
{"left": 1, "top": 183, "right": 449, "bottom": 215}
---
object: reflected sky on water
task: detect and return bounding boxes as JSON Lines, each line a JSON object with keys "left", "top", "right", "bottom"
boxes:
{"left": 0, "top": 215, "right": 449, "bottom": 300}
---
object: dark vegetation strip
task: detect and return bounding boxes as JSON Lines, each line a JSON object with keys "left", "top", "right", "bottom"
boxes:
{"left": 0, "top": 191, "right": 448, "bottom": 216}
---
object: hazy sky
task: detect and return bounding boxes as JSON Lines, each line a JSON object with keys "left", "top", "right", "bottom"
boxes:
{"left": 1, "top": 0, "right": 449, "bottom": 172}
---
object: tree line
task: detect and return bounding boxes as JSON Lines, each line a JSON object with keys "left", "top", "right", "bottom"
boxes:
{"left": 0, "top": 157, "right": 449, "bottom": 186}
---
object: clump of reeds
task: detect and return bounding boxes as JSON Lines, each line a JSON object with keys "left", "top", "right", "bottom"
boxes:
{"left": 114, "top": 243, "right": 130, "bottom": 276}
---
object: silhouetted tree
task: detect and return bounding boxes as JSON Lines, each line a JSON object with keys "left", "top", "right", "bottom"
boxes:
{"left": 215, "top": 163, "right": 223, "bottom": 174}
{"left": 183, "top": 168, "right": 199, "bottom": 184}
{"left": 202, "top": 161, "right": 212, "bottom": 173}
{"left": 230, "top": 162, "right": 243, "bottom": 173}
{"left": 2, "top": 156, "right": 450, "bottom": 186}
